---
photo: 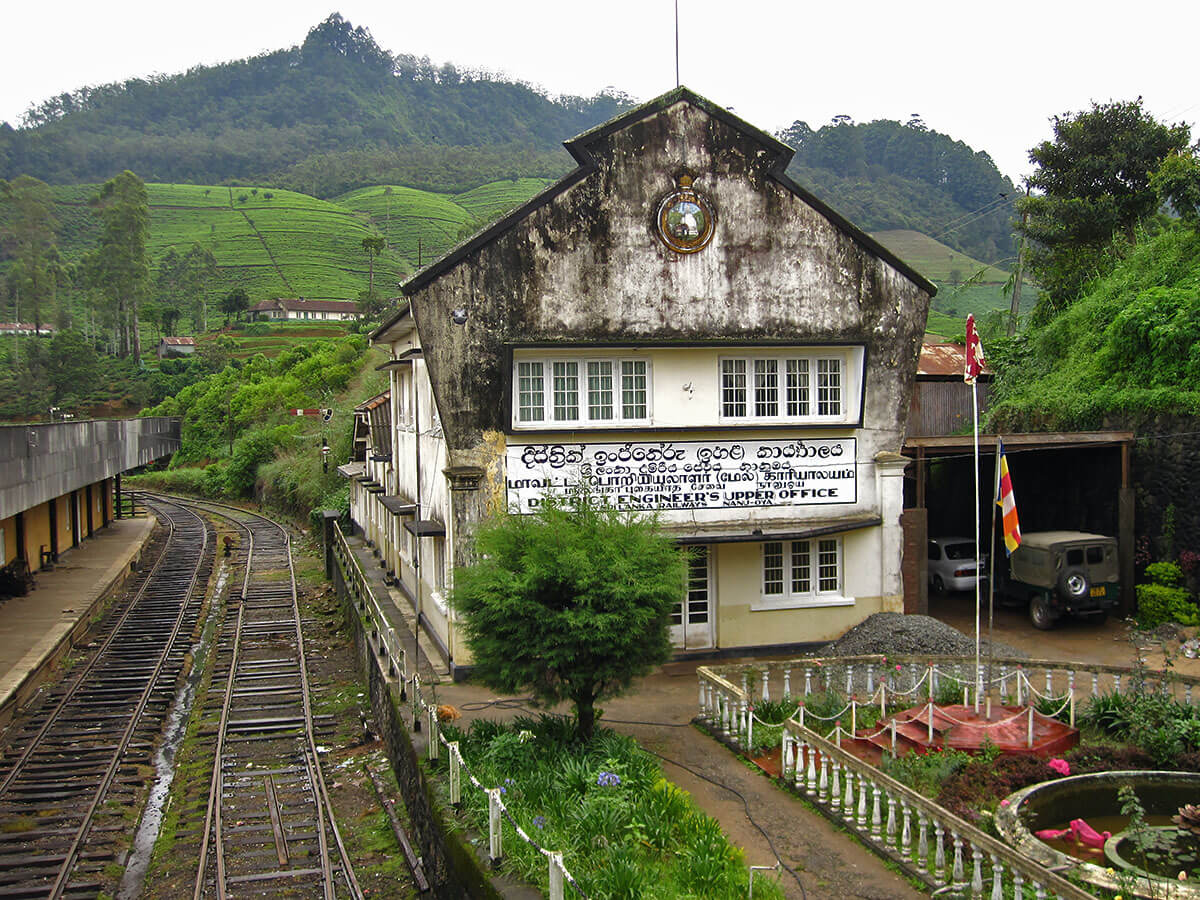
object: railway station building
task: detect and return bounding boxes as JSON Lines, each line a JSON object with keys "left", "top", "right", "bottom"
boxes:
{"left": 0, "top": 418, "right": 181, "bottom": 591}
{"left": 350, "top": 87, "right": 934, "bottom": 676}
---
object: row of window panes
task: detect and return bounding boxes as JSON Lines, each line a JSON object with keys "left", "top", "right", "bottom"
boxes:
{"left": 721, "top": 357, "right": 842, "bottom": 419}
{"left": 517, "top": 360, "right": 648, "bottom": 423}
{"left": 762, "top": 539, "right": 840, "bottom": 597}
{"left": 672, "top": 546, "right": 710, "bottom": 625}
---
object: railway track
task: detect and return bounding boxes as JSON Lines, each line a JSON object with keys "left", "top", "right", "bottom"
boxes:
{"left": 0, "top": 496, "right": 212, "bottom": 899}
{"left": 164, "top": 497, "right": 363, "bottom": 900}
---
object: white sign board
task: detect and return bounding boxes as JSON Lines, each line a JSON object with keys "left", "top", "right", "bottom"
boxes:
{"left": 506, "top": 438, "right": 857, "bottom": 513}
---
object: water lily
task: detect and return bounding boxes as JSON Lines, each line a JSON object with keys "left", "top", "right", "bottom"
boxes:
{"left": 1047, "top": 758, "right": 1071, "bottom": 776}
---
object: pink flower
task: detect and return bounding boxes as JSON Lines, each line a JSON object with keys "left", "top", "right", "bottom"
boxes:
{"left": 1000, "top": 799, "right": 1010, "bottom": 807}
{"left": 895, "top": 664, "right": 903, "bottom": 671}
{"left": 1048, "top": 758, "right": 1071, "bottom": 776}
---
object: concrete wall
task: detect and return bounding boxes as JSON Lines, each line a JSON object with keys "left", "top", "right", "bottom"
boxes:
{"left": 0, "top": 418, "right": 179, "bottom": 522}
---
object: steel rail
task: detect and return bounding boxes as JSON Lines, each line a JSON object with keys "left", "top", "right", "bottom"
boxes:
{"left": 0, "top": 495, "right": 212, "bottom": 898}
{"left": 169, "top": 496, "right": 362, "bottom": 899}
{"left": 47, "top": 497, "right": 211, "bottom": 898}
{"left": 0, "top": 497, "right": 198, "bottom": 799}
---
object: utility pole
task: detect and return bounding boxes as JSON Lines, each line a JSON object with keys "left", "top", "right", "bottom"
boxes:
{"left": 1008, "top": 184, "right": 1031, "bottom": 337}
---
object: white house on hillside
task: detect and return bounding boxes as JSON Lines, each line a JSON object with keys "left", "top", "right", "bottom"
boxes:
{"left": 247, "top": 298, "right": 358, "bottom": 322}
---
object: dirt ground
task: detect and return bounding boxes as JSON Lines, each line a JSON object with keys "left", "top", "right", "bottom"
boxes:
{"left": 436, "top": 596, "right": 1200, "bottom": 900}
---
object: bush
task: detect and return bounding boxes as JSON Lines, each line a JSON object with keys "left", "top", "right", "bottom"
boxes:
{"left": 1145, "top": 560, "right": 1185, "bottom": 587}
{"left": 1136, "top": 582, "right": 1198, "bottom": 627}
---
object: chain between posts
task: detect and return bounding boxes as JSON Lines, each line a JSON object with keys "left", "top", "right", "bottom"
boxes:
{"left": 330, "top": 522, "right": 585, "bottom": 899}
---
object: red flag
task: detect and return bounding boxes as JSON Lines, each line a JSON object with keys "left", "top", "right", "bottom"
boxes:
{"left": 964, "top": 314, "right": 985, "bottom": 384}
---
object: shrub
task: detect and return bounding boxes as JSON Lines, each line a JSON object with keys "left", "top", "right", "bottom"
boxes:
{"left": 1136, "top": 582, "right": 1198, "bottom": 627}
{"left": 1145, "top": 560, "right": 1185, "bottom": 587}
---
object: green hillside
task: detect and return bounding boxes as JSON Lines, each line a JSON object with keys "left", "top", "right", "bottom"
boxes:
{"left": 871, "top": 229, "right": 1009, "bottom": 283}
{"left": 335, "top": 178, "right": 551, "bottom": 269}
{"left": 50, "top": 182, "right": 405, "bottom": 301}
{"left": 869, "top": 229, "right": 1016, "bottom": 339}
{"left": 454, "top": 178, "right": 553, "bottom": 221}
{"left": 988, "top": 223, "right": 1200, "bottom": 430}
{"left": 0, "top": 14, "right": 628, "bottom": 190}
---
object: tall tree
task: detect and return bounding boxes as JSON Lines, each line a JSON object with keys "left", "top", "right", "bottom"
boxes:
{"left": 89, "top": 170, "right": 150, "bottom": 358}
{"left": 220, "top": 286, "right": 250, "bottom": 323}
{"left": 361, "top": 234, "right": 384, "bottom": 295}
{"left": 1017, "top": 99, "right": 1191, "bottom": 315}
{"left": 182, "top": 243, "right": 218, "bottom": 332}
{"left": 451, "top": 489, "right": 686, "bottom": 740}
{"left": 0, "top": 175, "right": 58, "bottom": 331}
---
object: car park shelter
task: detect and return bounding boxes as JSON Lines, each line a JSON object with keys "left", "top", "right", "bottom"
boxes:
{"left": 902, "top": 431, "right": 1135, "bottom": 616}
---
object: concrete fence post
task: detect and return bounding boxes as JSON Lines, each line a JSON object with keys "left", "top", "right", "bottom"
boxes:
{"left": 488, "top": 789, "right": 503, "bottom": 865}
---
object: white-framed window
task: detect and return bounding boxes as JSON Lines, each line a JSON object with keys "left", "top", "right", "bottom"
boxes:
{"left": 721, "top": 350, "right": 855, "bottom": 423}
{"left": 513, "top": 356, "right": 651, "bottom": 427}
{"left": 394, "top": 367, "right": 414, "bottom": 428}
{"left": 759, "top": 537, "right": 847, "bottom": 607}
{"left": 432, "top": 537, "right": 446, "bottom": 593}
{"left": 517, "top": 361, "right": 545, "bottom": 423}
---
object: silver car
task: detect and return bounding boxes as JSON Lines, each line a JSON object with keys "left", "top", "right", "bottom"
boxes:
{"left": 928, "top": 537, "right": 987, "bottom": 593}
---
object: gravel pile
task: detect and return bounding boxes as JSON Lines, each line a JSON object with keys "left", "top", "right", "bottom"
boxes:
{"left": 819, "top": 612, "right": 1027, "bottom": 660}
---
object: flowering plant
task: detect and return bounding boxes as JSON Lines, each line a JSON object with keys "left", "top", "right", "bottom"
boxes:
{"left": 1047, "top": 758, "right": 1071, "bottom": 776}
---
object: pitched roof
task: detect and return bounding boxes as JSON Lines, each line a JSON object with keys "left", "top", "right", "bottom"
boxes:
{"left": 398, "top": 85, "right": 935, "bottom": 299}
{"left": 161, "top": 336, "right": 195, "bottom": 346}
{"left": 354, "top": 390, "right": 390, "bottom": 413}
{"left": 918, "top": 342, "right": 992, "bottom": 378}
{"left": 249, "top": 298, "right": 359, "bottom": 313}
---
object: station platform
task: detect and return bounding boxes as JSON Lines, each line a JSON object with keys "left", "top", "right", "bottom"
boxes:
{"left": 0, "top": 515, "right": 157, "bottom": 728}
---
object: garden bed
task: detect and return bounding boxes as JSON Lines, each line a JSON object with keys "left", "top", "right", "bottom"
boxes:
{"left": 431, "top": 715, "right": 785, "bottom": 899}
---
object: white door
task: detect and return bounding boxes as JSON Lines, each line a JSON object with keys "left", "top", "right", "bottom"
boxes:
{"left": 671, "top": 545, "right": 714, "bottom": 649}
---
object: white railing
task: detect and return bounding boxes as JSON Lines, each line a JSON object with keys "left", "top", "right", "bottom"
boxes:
{"left": 697, "top": 665, "right": 1096, "bottom": 899}
{"left": 332, "top": 522, "right": 583, "bottom": 898}
{"left": 705, "top": 653, "right": 1200, "bottom": 714}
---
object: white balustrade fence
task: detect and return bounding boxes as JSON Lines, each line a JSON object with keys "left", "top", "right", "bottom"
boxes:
{"left": 698, "top": 662, "right": 1124, "bottom": 900}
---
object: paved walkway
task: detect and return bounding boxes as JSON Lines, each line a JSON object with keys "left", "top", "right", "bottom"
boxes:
{"left": 0, "top": 515, "right": 156, "bottom": 726}
{"left": 341, "top": 533, "right": 922, "bottom": 900}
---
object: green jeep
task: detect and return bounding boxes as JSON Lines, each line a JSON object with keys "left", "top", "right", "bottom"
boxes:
{"left": 1000, "top": 531, "right": 1120, "bottom": 630}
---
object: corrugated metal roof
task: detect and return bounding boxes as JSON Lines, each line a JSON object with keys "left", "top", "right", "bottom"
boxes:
{"left": 161, "top": 336, "right": 195, "bottom": 345}
{"left": 354, "top": 390, "right": 390, "bottom": 412}
{"left": 918, "top": 342, "right": 991, "bottom": 378}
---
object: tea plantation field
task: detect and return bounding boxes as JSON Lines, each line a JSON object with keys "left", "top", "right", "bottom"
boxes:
{"left": 46, "top": 177, "right": 550, "bottom": 310}
{"left": 334, "top": 177, "right": 550, "bottom": 268}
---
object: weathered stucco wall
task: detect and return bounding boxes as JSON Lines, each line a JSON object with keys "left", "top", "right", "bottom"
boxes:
{"left": 408, "top": 97, "right": 930, "bottom": 456}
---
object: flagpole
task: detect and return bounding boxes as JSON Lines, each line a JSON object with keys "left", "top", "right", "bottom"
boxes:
{"left": 987, "top": 438, "right": 1001, "bottom": 718}
{"left": 973, "top": 379, "right": 982, "bottom": 712}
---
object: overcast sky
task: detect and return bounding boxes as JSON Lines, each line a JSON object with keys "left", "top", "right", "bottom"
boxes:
{"left": 3, "top": 0, "right": 1197, "bottom": 184}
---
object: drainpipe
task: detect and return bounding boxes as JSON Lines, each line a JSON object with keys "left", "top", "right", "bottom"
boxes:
{"left": 413, "top": 359, "right": 422, "bottom": 663}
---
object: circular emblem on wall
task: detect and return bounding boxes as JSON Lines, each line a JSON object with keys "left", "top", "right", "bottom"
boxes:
{"left": 656, "top": 174, "right": 715, "bottom": 254}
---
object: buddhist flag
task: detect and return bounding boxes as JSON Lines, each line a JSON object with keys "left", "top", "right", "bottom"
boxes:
{"left": 964, "top": 314, "right": 985, "bottom": 384}
{"left": 995, "top": 439, "right": 1022, "bottom": 555}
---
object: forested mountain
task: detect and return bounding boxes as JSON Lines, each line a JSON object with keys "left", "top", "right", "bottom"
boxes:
{"left": 0, "top": 15, "right": 626, "bottom": 192}
{"left": 781, "top": 118, "right": 1018, "bottom": 264}
{"left": 1, "top": 14, "right": 1017, "bottom": 265}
